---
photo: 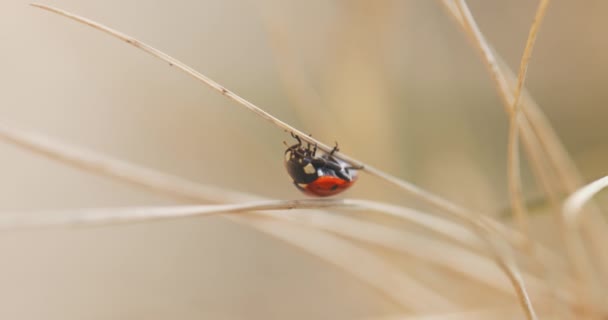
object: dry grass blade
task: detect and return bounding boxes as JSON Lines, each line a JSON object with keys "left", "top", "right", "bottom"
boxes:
{"left": 0, "top": 124, "right": 454, "bottom": 311}
{"left": 0, "top": 199, "right": 474, "bottom": 238}
{"left": 444, "top": 2, "right": 540, "bottom": 319}
{"left": 490, "top": 247, "right": 538, "bottom": 320}
{"left": 562, "top": 175, "right": 608, "bottom": 312}
{"left": 440, "top": 0, "right": 575, "bottom": 198}
{"left": 440, "top": 2, "right": 574, "bottom": 259}
{"left": 563, "top": 175, "right": 608, "bottom": 225}
{"left": 0, "top": 179, "right": 566, "bottom": 302}
{"left": 27, "top": 3, "right": 351, "bottom": 166}
{"left": 328, "top": 220, "right": 558, "bottom": 303}
{"left": 447, "top": 0, "right": 561, "bottom": 229}
{"left": 0, "top": 200, "right": 350, "bottom": 229}
{"left": 440, "top": 1, "right": 562, "bottom": 257}
{"left": 0, "top": 119, "right": 541, "bottom": 255}
{"left": 0, "top": 121, "right": 485, "bottom": 254}
{"left": 0, "top": 200, "right": 561, "bottom": 307}
{"left": 0, "top": 121, "right": 485, "bottom": 252}
{"left": 0, "top": 201, "right": 531, "bottom": 299}
{"left": 506, "top": 0, "right": 551, "bottom": 244}
{"left": 0, "top": 124, "right": 250, "bottom": 203}
{"left": 246, "top": 218, "right": 456, "bottom": 311}
{"left": 30, "top": 3, "right": 518, "bottom": 248}
{"left": 442, "top": 2, "right": 608, "bottom": 268}
{"left": 443, "top": 0, "right": 608, "bottom": 305}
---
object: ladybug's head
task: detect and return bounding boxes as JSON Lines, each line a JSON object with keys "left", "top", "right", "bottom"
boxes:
{"left": 284, "top": 136, "right": 319, "bottom": 184}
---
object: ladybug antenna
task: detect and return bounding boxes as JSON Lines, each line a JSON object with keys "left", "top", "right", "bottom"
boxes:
{"left": 304, "top": 139, "right": 318, "bottom": 156}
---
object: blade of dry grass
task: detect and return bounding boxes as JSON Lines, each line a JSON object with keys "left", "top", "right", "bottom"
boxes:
{"left": 506, "top": 0, "right": 551, "bottom": 245}
{"left": 445, "top": 0, "right": 562, "bottom": 242}
{"left": 0, "top": 121, "right": 577, "bottom": 314}
{"left": 0, "top": 193, "right": 553, "bottom": 299}
{"left": 247, "top": 218, "right": 456, "bottom": 311}
{"left": 562, "top": 175, "right": 608, "bottom": 314}
{"left": 0, "top": 199, "right": 545, "bottom": 300}
{"left": 440, "top": 0, "right": 575, "bottom": 198}
{"left": 0, "top": 200, "right": 357, "bottom": 229}
{"left": 443, "top": 3, "right": 546, "bottom": 319}
{"left": 0, "top": 119, "right": 532, "bottom": 316}
{"left": 0, "top": 201, "right": 563, "bottom": 304}
{"left": 0, "top": 123, "right": 486, "bottom": 251}
{"left": 563, "top": 175, "right": 608, "bottom": 226}
{"left": 0, "top": 123, "right": 455, "bottom": 311}
{"left": 443, "top": 0, "right": 608, "bottom": 298}
{"left": 27, "top": 4, "right": 349, "bottom": 169}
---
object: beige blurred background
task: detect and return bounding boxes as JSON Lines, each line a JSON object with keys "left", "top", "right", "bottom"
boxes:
{"left": 0, "top": 0, "right": 607, "bottom": 319}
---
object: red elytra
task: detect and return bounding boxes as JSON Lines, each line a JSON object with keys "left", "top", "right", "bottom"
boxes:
{"left": 300, "top": 175, "right": 358, "bottom": 197}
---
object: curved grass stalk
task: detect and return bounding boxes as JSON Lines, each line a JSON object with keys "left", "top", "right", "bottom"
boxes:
{"left": 441, "top": 3, "right": 542, "bottom": 319}
{"left": 562, "top": 175, "right": 608, "bottom": 313}
{"left": 0, "top": 200, "right": 350, "bottom": 229}
{"left": 505, "top": 0, "right": 551, "bottom": 244}
{"left": 0, "top": 123, "right": 487, "bottom": 254}
{"left": 563, "top": 176, "right": 608, "bottom": 226}
{"left": 30, "top": 3, "right": 518, "bottom": 248}
{"left": 0, "top": 201, "right": 558, "bottom": 304}
{"left": 443, "top": 0, "right": 608, "bottom": 311}
{"left": 1, "top": 199, "right": 586, "bottom": 312}
{"left": 0, "top": 197, "right": 536, "bottom": 298}
{"left": 0, "top": 120, "right": 579, "bottom": 312}
{"left": 440, "top": 0, "right": 576, "bottom": 199}
{"left": 0, "top": 123, "right": 454, "bottom": 310}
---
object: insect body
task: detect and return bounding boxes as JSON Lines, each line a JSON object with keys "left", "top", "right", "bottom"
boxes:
{"left": 284, "top": 134, "right": 359, "bottom": 197}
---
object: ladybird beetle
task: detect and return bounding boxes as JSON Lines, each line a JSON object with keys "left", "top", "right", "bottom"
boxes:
{"left": 284, "top": 134, "right": 359, "bottom": 197}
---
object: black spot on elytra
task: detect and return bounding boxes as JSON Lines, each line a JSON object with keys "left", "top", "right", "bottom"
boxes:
{"left": 331, "top": 184, "right": 338, "bottom": 190}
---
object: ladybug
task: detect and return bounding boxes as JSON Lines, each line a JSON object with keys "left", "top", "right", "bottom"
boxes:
{"left": 284, "top": 134, "right": 360, "bottom": 197}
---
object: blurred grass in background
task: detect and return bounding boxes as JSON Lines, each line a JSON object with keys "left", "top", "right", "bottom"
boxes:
{"left": 0, "top": 0, "right": 607, "bottom": 319}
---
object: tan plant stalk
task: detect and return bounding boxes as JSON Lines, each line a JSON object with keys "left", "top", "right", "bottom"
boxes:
{"left": 505, "top": 0, "right": 551, "bottom": 244}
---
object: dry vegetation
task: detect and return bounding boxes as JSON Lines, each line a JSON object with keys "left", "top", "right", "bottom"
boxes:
{"left": 1, "top": 1, "right": 607, "bottom": 319}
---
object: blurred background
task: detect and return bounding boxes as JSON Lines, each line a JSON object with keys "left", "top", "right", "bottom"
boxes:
{"left": 0, "top": 0, "right": 607, "bottom": 319}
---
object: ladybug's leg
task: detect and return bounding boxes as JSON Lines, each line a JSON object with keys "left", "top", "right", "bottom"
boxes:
{"left": 303, "top": 141, "right": 317, "bottom": 157}
{"left": 290, "top": 132, "right": 303, "bottom": 147}
{"left": 307, "top": 134, "right": 318, "bottom": 156}
{"left": 329, "top": 141, "right": 340, "bottom": 156}
{"left": 323, "top": 141, "right": 363, "bottom": 173}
